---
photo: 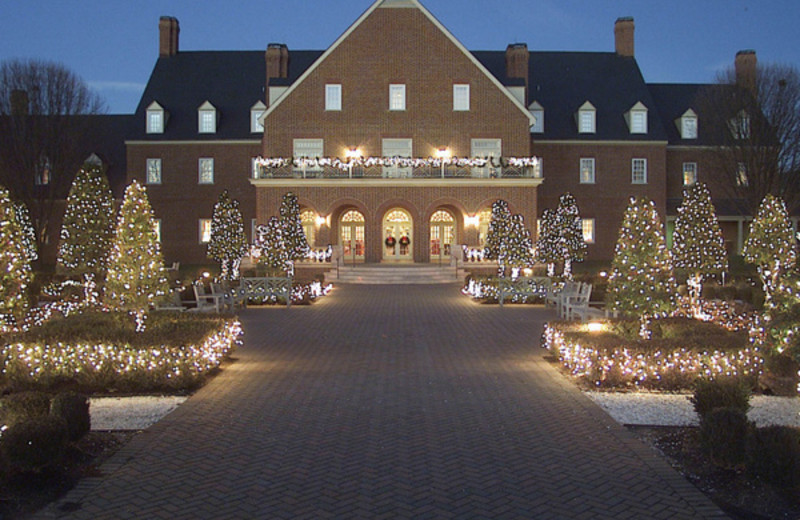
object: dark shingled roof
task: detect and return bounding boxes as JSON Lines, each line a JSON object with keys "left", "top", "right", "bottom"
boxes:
{"left": 647, "top": 83, "right": 712, "bottom": 145}
{"left": 77, "top": 114, "right": 134, "bottom": 197}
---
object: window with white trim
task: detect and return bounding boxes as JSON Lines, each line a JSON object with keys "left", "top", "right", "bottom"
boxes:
{"left": 626, "top": 102, "right": 648, "bottom": 134}
{"left": 250, "top": 101, "right": 266, "bottom": 133}
{"left": 578, "top": 102, "right": 596, "bottom": 134}
{"left": 146, "top": 158, "right": 162, "bottom": 185}
{"left": 146, "top": 101, "right": 165, "bottom": 134}
{"left": 682, "top": 162, "right": 697, "bottom": 186}
{"left": 453, "top": 84, "right": 470, "bottom": 111}
{"left": 198, "top": 158, "right": 214, "bottom": 184}
{"left": 325, "top": 84, "right": 341, "bottom": 111}
{"left": 153, "top": 219, "right": 161, "bottom": 242}
{"left": 198, "top": 101, "right": 216, "bottom": 134}
{"left": 680, "top": 110, "right": 698, "bottom": 139}
{"left": 582, "top": 218, "right": 595, "bottom": 244}
{"left": 730, "top": 111, "right": 751, "bottom": 139}
{"left": 580, "top": 158, "right": 595, "bottom": 184}
{"left": 389, "top": 84, "right": 406, "bottom": 111}
{"left": 529, "top": 101, "right": 544, "bottom": 133}
{"left": 293, "top": 139, "right": 324, "bottom": 173}
{"left": 199, "top": 219, "right": 212, "bottom": 244}
{"left": 737, "top": 163, "right": 749, "bottom": 186}
{"left": 35, "top": 156, "right": 51, "bottom": 186}
{"left": 631, "top": 158, "right": 647, "bottom": 184}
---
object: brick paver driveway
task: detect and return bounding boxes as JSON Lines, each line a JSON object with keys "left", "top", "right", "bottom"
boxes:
{"left": 39, "top": 284, "right": 727, "bottom": 519}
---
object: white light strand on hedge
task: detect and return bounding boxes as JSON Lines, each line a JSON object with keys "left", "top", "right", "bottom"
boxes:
{"left": 254, "top": 156, "right": 540, "bottom": 170}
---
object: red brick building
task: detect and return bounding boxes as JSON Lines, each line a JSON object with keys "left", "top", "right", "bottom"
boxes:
{"left": 124, "top": 0, "right": 763, "bottom": 266}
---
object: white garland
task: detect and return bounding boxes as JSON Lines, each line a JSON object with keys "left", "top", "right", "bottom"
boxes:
{"left": 254, "top": 155, "right": 540, "bottom": 170}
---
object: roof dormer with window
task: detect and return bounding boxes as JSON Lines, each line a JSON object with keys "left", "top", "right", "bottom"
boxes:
{"left": 577, "top": 101, "right": 596, "bottom": 134}
{"left": 529, "top": 101, "right": 544, "bottom": 133}
{"left": 625, "top": 101, "right": 648, "bottom": 134}
{"left": 678, "top": 109, "right": 698, "bottom": 139}
{"left": 146, "top": 101, "right": 167, "bottom": 134}
{"left": 198, "top": 101, "right": 217, "bottom": 134}
{"left": 729, "top": 110, "right": 751, "bottom": 140}
{"left": 250, "top": 101, "right": 266, "bottom": 133}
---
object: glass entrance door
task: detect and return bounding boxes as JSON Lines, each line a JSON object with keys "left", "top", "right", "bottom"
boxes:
{"left": 340, "top": 210, "right": 365, "bottom": 262}
{"left": 430, "top": 210, "right": 455, "bottom": 263}
{"left": 383, "top": 209, "right": 413, "bottom": 261}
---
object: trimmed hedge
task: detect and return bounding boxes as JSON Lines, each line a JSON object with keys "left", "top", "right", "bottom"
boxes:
{"left": 690, "top": 377, "right": 752, "bottom": 420}
{"left": 50, "top": 392, "right": 90, "bottom": 441}
{"left": 0, "top": 415, "right": 68, "bottom": 473}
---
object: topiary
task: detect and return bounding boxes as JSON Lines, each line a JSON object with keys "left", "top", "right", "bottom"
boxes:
{"left": 50, "top": 392, "right": 90, "bottom": 441}
{"left": 0, "top": 391, "right": 51, "bottom": 427}
{"left": 0, "top": 415, "right": 68, "bottom": 473}
{"left": 690, "top": 377, "right": 751, "bottom": 421}
{"left": 699, "top": 407, "right": 752, "bottom": 469}
{"left": 746, "top": 425, "right": 800, "bottom": 489}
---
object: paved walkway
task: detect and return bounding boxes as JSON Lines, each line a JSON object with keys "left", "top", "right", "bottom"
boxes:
{"left": 38, "top": 285, "right": 727, "bottom": 519}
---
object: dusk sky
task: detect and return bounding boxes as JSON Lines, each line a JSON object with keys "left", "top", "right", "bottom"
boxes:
{"left": 2, "top": 0, "right": 799, "bottom": 114}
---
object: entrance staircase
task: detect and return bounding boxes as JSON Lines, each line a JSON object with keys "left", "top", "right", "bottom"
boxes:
{"left": 325, "top": 264, "right": 466, "bottom": 285}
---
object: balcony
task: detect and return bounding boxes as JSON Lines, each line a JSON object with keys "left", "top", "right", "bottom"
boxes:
{"left": 250, "top": 156, "right": 543, "bottom": 187}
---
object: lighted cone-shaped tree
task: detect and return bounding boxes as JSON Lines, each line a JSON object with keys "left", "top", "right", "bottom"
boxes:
{"left": 555, "top": 193, "right": 587, "bottom": 279}
{"left": 743, "top": 194, "right": 798, "bottom": 310}
{"left": 207, "top": 190, "right": 249, "bottom": 281}
{"left": 254, "top": 216, "right": 291, "bottom": 276}
{"left": 279, "top": 192, "right": 310, "bottom": 271}
{"left": 484, "top": 199, "right": 512, "bottom": 276}
{"left": 505, "top": 214, "right": 535, "bottom": 277}
{"left": 13, "top": 201, "right": 38, "bottom": 264}
{"left": 672, "top": 182, "right": 728, "bottom": 317}
{"left": 536, "top": 208, "right": 560, "bottom": 277}
{"left": 58, "top": 162, "right": 114, "bottom": 280}
{"left": 607, "top": 197, "right": 677, "bottom": 339}
{"left": 106, "top": 181, "right": 168, "bottom": 332}
{"left": 0, "top": 186, "right": 32, "bottom": 330}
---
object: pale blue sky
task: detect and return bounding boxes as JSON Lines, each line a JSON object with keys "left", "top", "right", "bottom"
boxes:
{"left": 1, "top": 0, "right": 798, "bottom": 114}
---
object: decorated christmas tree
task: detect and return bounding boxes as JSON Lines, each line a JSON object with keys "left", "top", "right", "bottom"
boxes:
{"left": 535, "top": 208, "right": 560, "bottom": 277}
{"left": 743, "top": 194, "right": 797, "bottom": 310}
{"left": 13, "top": 201, "right": 38, "bottom": 264}
{"left": 484, "top": 199, "right": 512, "bottom": 276}
{"left": 607, "top": 197, "right": 677, "bottom": 339}
{"left": 672, "top": 182, "right": 728, "bottom": 316}
{"left": 254, "top": 216, "right": 291, "bottom": 276}
{"left": 105, "top": 182, "right": 169, "bottom": 332}
{"left": 505, "top": 214, "right": 535, "bottom": 276}
{"left": 279, "top": 192, "right": 310, "bottom": 263}
{"left": 207, "top": 190, "right": 249, "bottom": 280}
{"left": 57, "top": 162, "right": 114, "bottom": 277}
{"left": 0, "top": 186, "right": 32, "bottom": 330}
{"left": 554, "top": 193, "right": 587, "bottom": 279}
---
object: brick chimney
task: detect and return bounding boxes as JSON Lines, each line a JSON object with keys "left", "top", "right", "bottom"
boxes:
{"left": 614, "top": 17, "right": 634, "bottom": 57}
{"left": 505, "top": 43, "right": 529, "bottom": 81}
{"left": 735, "top": 50, "right": 757, "bottom": 94}
{"left": 10, "top": 89, "right": 28, "bottom": 117}
{"left": 159, "top": 16, "right": 179, "bottom": 57}
{"left": 266, "top": 43, "right": 289, "bottom": 80}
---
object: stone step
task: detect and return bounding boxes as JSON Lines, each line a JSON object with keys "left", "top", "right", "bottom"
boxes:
{"left": 325, "top": 265, "right": 466, "bottom": 285}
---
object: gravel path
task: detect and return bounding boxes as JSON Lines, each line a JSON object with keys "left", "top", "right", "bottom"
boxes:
{"left": 89, "top": 396, "right": 186, "bottom": 430}
{"left": 586, "top": 392, "right": 800, "bottom": 427}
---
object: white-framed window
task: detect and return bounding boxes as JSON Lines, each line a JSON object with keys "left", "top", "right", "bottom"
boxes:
{"left": 325, "top": 84, "right": 342, "bottom": 111}
{"left": 582, "top": 218, "right": 595, "bottom": 244}
{"left": 382, "top": 138, "right": 413, "bottom": 178}
{"left": 580, "top": 158, "right": 595, "bottom": 184}
{"left": 471, "top": 138, "right": 501, "bottom": 178}
{"left": 680, "top": 110, "right": 698, "bottom": 139}
{"left": 153, "top": 219, "right": 161, "bottom": 242}
{"left": 146, "top": 101, "right": 165, "bottom": 134}
{"left": 737, "top": 163, "right": 749, "bottom": 187}
{"left": 198, "top": 101, "right": 216, "bottom": 134}
{"left": 293, "top": 139, "right": 324, "bottom": 173}
{"left": 453, "top": 84, "right": 470, "bottom": 111}
{"left": 199, "top": 219, "right": 212, "bottom": 244}
{"left": 389, "top": 84, "right": 406, "bottom": 111}
{"left": 198, "top": 158, "right": 214, "bottom": 184}
{"left": 250, "top": 101, "right": 266, "bottom": 133}
{"left": 35, "top": 156, "right": 51, "bottom": 186}
{"left": 529, "top": 101, "right": 544, "bottom": 133}
{"left": 682, "top": 162, "right": 697, "bottom": 186}
{"left": 577, "top": 101, "right": 596, "bottom": 134}
{"left": 632, "top": 158, "right": 647, "bottom": 184}
{"left": 146, "top": 158, "right": 162, "bottom": 185}
{"left": 626, "top": 102, "right": 648, "bottom": 134}
{"left": 730, "top": 110, "right": 751, "bottom": 140}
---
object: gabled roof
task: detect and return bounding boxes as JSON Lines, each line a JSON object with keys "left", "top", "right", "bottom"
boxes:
{"left": 262, "top": 0, "right": 535, "bottom": 124}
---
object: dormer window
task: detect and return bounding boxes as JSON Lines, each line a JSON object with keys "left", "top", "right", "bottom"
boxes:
{"left": 529, "top": 101, "right": 544, "bottom": 133}
{"left": 626, "top": 102, "right": 648, "bottom": 134}
{"left": 679, "top": 109, "right": 698, "bottom": 139}
{"left": 198, "top": 101, "right": 217, "bottom": 134}
{"left": 577, "top": 101, "right": 596, "bottom": 134}
{"left": 729, "top": 110, "right": 751, "bottom": 139}
{"left": 146, "top": 101, "right": 166, "bottom": 134}
{"left": 250, "top": 101, "right": 266, "bottom": 133}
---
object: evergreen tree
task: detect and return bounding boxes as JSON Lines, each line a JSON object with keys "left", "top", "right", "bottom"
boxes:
{"left": 0, "top": 186, "right": 31, "bottom": 329}
{"left": 254, "top": 217, "right": 290, "bottom": 276}
{"left": 279, "top": 192, "right": 310, "bottom": 263}
{"left": 505, "top": 214, "right": 535, "bottom": 276}
{"left": 57, "top": 162, "right": 114, "bottom": 277}
{"left": 607, "top": 197, "right": 677, "bottom": 338}
{"left": 672, "top": 182, "right": 728, "bottom": 315}
{"left": 106, "top": 182, "right": 168, "bottom": 332}
{"left": 743, "top": 194, "right": 797, "bottom": 309}
{"left": 536, "top": 208, "right": 560, "bottom": 277}
{"left": 484, "top": 199, "right": 512, "bottom": 276}
{"left": 13, "top": 201, "right": 38, "bottom": 263}
{"left": 555, "top": 193, "right": 587, "bottom": 279}
{"left": 207, "top": 190, "right": 249, "bottom": 280}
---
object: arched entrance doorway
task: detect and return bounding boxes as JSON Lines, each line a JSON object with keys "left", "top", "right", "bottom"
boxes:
{"left": 430, "top": 210, "right": 455, "bottom": 263}
{"left": 383, "top": 208, "right": 413, "bottom": 262}
{"left": 300, "top": 210, "right": 316, "bottom": 248}
{"left": 340, "top": 209, "right": 365, "bottom": 262}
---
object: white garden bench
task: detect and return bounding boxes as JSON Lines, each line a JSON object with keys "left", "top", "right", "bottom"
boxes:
{"left": 240, "top": 277, "right": 293, "bottom": 307}
{"left": 498, "top": 276, "right": 551, "bottom": 307}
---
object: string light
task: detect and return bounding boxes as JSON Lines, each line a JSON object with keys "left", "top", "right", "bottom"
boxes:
{"left": 253, "top": 155, "right": 541, "bottom": 170}
{"left": 207, "top": 190, "right": 248, "bottom": 281}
